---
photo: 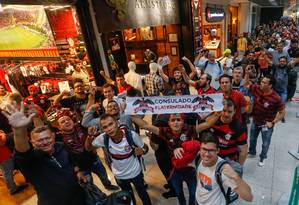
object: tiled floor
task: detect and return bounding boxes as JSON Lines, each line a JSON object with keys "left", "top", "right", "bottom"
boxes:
{"left": 19, "top": 101, "right": 299, "bottom": 205}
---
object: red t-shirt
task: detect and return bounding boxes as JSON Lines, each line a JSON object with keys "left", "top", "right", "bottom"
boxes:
{"left": 0, "top": 145, "right": 12, "bottom": 163}
{"left": 222, "top": 90, "right": 247, "bottom": 123}
{"left": 250, "top": 84, "right": 284, "bottom": 125}
{"left": 195, "top": 84, "right": 217, "bottom": 95}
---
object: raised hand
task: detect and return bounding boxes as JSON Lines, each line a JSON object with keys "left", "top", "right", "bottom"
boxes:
{"left": 2, "top": 102, "right": 35, "bottom": 128}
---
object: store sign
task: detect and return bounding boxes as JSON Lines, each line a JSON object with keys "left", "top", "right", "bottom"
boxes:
{"left": 92, "top": 0, "right": 180, "bottom": 32}
{"left": 0, "top": 48, "right": 60, "bottom": 58}
{"left": 125, "top": 94, "right": 224, "bottom": 115}
{"left": 191, "top": 0, "right": 203, "bottom": 55}
{"left": 206, "top": 7, "right": 225, "bottom": 22}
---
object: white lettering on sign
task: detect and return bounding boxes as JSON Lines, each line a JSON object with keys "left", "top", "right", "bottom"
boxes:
{"left": 210, "top": 13, "right": 224, "bottom": 17}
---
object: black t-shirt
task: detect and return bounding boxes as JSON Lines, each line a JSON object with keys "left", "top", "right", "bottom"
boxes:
{"left": 15, "top": 143, "right": 86, "bottom": 205}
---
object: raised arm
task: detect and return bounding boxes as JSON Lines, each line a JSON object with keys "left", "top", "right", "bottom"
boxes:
{"left": 182, "top": 56, "right": 198, "bottom": 79}
{"left": 196, "top": 112, "right": 220, "bottom": 133}
{"left": 100, "top": 70, "right": 115, "bottom": 85}
{"left": 53, "top": 90, "right": 70, "bottom": 106}
{"left": 180, "top": 66, "right": 197, "bottom": 87}
{"left": 222, "top": 164, "right": 253, "bottom": 202}
{"left": 131, "top": 116, "right": 159, "bottom": 135}
{"left": 2, "top": 102, "right": 35, "bottom": 152}
{"left": 157, "top": 60, "right": 169, "bottom": 83}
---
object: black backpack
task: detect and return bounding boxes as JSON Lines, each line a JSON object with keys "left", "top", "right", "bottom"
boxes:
{"left": 215, "top": 159, "right": 243, "bottom": 205}
{"left": 103, "top": 125, "right": 146, "bottom": 170}
{"left": 195, "top": 157, "right": 243, "bottom": 205}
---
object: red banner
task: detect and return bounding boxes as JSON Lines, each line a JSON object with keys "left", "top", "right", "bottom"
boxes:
{"left": 0, "top": 48, "right": 60, "bottom": 57}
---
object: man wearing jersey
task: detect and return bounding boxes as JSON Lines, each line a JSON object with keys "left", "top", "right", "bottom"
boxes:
{"left": 208, "top": 99, "right": 248, "bottom": 165}
{"left": 86, "top": 114, "right": 151, "bottom": 205}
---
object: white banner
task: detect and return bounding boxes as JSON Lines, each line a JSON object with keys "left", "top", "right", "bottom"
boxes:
{"left": 125, "top": 94, "right": 224, "bottom": 115}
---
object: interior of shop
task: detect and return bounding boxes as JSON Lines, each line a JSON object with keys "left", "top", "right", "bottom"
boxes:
{"left": 101, "top": 24, "right": 181, "bottom": 76}
{"left": 0, "top": 4, "right": 92, "bottom": 98}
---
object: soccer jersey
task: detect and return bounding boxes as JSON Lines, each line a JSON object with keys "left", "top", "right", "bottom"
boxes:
{"left": 92, "top": 130, "right": 144, "bottom": 179}
{"left": 209, "top": 119, "right": 247, "bottom": 161}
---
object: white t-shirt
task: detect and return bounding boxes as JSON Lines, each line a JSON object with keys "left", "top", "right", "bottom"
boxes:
{"left": 92, "top": 130, "right": 144, "bottom": 180}
{"left": 196, "top": 157, "right": 237, "bottom": 205}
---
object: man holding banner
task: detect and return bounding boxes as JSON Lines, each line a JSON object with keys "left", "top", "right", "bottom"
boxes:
{"left": 131, "top": 112, "right": 220, "bottom": 205}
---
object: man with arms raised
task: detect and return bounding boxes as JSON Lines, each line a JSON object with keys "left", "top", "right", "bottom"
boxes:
{"left": 2, "top": 103, "right": 87, "bottom": 205}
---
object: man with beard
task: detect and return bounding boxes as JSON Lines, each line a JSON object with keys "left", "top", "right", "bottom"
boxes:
{"left": 158, "top": 64, "right": 190, "bottom": 95}
{"left": 54, "top": 78, "right": 101, "bottom": 121}
{"left": 182, "top": 72, "right": 216, "bottom": 95}
{"left": 3, "top": 103, "right": 87, "bottom": 205}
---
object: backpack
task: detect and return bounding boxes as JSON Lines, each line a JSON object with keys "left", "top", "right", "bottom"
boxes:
{"left": 195, "top": 157, "right": 243, "bottom": 205}
{"left": 103, "top": 125, "right": 146, "bottom": 171}
{"left": 203, "top": 60, "right": 222, "bottom": 72}
{"left": 215, "top": 159, "right": 243, "bottom": 205}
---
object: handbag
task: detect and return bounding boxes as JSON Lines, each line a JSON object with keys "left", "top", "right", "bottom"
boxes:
{"left": 80, "top": 181, "right": 107, "bottom": 205}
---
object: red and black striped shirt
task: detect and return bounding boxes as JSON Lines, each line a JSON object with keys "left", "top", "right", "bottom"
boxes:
{"left": 209, "top": 119, "right": 247, "bottom": 161}
{"left": 250, "top": 85, "right": 284, "bottom": 126}
{"left": 158, "top": 125, "right": 198, "bottom": 153}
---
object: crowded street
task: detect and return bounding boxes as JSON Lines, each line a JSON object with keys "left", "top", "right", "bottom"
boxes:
{"left": 0, "top": 0, "right": 299, "bottom": 205}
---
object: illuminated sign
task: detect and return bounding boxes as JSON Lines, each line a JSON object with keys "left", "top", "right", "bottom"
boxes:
{"left": 206, "top": 7, "right": 225, "bottom": 22}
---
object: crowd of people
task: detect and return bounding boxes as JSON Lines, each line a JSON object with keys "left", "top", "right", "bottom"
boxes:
{"left": 0, "top": 17, "right": 298, "bottom": 205}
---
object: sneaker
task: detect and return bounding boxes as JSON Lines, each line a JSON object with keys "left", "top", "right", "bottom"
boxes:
{"left": 10, "top": 184, "right": 29, "bottom": 195}
{"left": 247, "top": 153, "right": 256, "bottom": 158}
{"left": 258, "top": 159, "right": 265, "bottom": 167}
{"left": 162, "top": 190, "right": 176, "bottom": 199}
{"left": 105, "top": 184, "right": 119, "bottom": 191}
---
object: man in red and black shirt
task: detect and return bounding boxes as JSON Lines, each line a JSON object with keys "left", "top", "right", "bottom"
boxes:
{"left": 219, "top": 74, "right": 249, "bottom": 125}
{"left": 24, "top": 85, "right": 50, "bottom": 112}
{"left": 245, "top": 69, "right": 285, "bottom": 167}
{"left": 208, "top": 99, "right": 248, "bottom": 165}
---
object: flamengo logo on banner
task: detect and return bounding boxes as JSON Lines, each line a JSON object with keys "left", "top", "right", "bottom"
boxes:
{"left": 125, "top": 93, "right": 224, "bottom": 115}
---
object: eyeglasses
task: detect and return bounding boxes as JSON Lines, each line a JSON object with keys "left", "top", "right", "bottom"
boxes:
{"left": 201, "top": 148, "right": 217, "bottom": 154}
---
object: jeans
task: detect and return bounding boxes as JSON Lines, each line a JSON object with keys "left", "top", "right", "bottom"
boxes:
{"left": 277, "top": 90, "right": 288, "bottom": 104}
{"left": 115, "top": 172, "right": 151, "bottom": 205}
{"left": 90, "top": 157, "right": 112, "bottom": 187}
{"left": 0, "top": 158, "right": 17, "bottom": 193}
{"left": 170, "top": 167, "right": 197, "bottom": 205}
{"left": 249, "top": 121, "right": 274, "bottom": 160}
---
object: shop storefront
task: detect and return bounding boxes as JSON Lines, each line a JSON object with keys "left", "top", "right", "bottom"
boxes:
{"left": 0, "top": 0, "right": 101, "bottom": 99}
{"left": 92, "top": 0, "right": 182, "bottom": 75}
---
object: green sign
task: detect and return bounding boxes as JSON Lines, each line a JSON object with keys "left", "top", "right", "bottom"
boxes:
{"left": 289, "top": 166, "right": 299, "bottom": 205}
